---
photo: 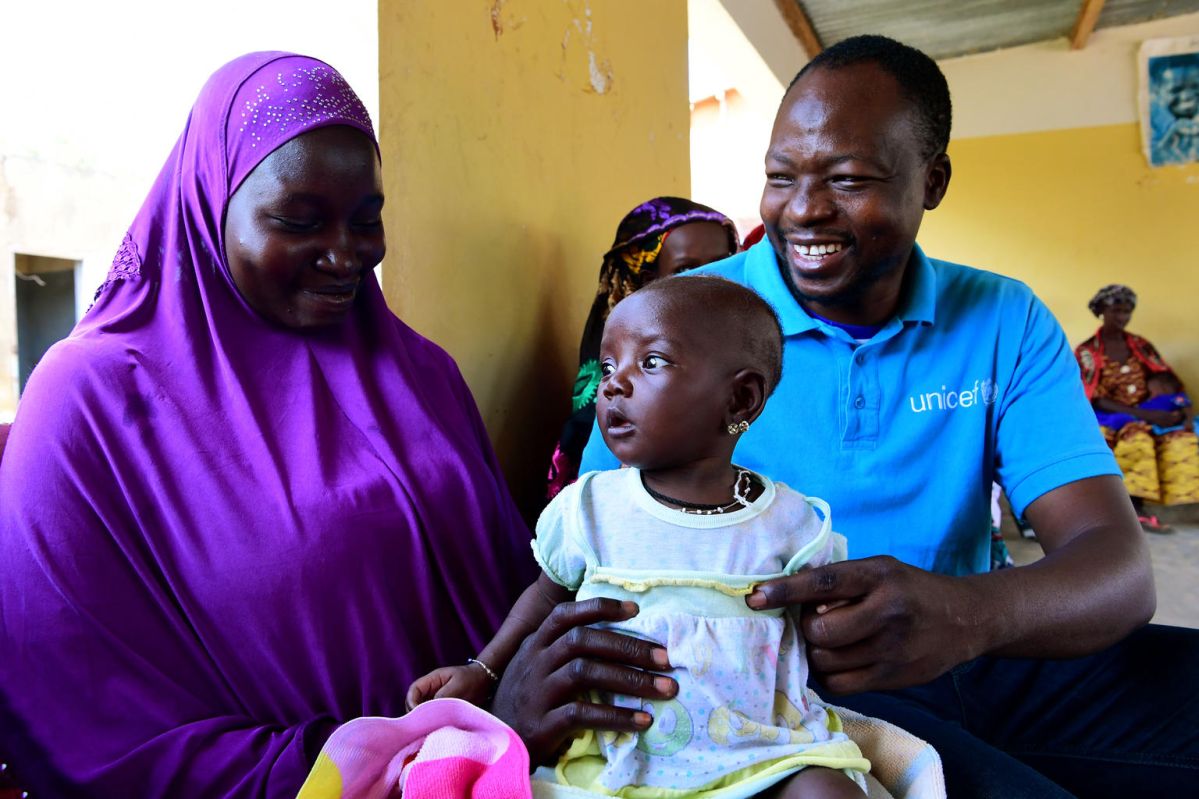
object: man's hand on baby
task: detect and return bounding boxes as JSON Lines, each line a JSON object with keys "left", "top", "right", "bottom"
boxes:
{"left": 405, "top": 665, "right": 494, "bottom": 711}
{"left": 747, "top": 556, "right": 982, "bottom": 695}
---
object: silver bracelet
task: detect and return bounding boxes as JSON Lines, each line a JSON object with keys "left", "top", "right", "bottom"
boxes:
{"left": 466, "top": 657, "right": 499, "bottom": 682}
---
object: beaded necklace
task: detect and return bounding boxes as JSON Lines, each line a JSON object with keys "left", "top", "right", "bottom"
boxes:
{"left": 640, "top": 469, "right": 755, "bottom": 515}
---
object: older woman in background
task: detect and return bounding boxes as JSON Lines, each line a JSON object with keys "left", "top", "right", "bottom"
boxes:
{"left": 547, "top": 197, "right": 740, "bottom": 497}
{"left": 1076, "top": 284, "right": 1199, "bottom": 530}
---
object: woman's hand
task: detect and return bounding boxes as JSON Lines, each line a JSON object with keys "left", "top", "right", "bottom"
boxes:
{"left": 489, "top": 597, "right": 676, "bottom": 767}
{"left": 1137, "top": 407, "right": 1185, "bottom": 427}
{"left": 1094, "top": 398, "right": 1183, "bottom": 427}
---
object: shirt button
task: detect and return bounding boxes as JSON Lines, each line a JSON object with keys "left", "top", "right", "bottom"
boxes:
{"left": 854, "top": 395, "right": 866, "bottom": 409}
{"left": 855, "top": 353, "right": 864, "bottom": 364}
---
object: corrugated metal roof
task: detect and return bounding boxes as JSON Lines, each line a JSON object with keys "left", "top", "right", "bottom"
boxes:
{"left": 802, "top": 0, "right": 1080, "bottom": 59}
{"left": 793, "top": 0, "right": 1199, "bottom": 60}
{"left": 1098, "top": 0, "right": 1199, "bottom": 30}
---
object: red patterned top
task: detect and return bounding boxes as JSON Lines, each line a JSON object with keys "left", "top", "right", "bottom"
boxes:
{"left": 1074, "top": 330, "right": 1170, "bottom": 401}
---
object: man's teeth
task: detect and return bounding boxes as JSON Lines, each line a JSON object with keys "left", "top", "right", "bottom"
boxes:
{"left": 793, "top": 242, "right": 843, "bottom": 257}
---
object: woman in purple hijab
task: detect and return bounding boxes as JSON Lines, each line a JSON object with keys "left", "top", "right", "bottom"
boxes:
{"left": 0, "top": 53, "right": 537, "bottom": 796}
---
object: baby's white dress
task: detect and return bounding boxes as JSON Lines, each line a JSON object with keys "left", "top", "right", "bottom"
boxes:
{"left": 531, "top": 468, "right": 869, "bottom": 798}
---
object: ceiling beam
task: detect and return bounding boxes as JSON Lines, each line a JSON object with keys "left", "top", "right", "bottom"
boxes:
{"left": 1069, "top": 0, "right": 1106, "bottom": 50}
{"left": 772, "top": 0, "right": 822, "bottom": 59}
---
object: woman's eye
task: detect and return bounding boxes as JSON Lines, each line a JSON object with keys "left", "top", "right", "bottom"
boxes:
{"left": 271, "top": 216, "right": 318, "bottom": 231}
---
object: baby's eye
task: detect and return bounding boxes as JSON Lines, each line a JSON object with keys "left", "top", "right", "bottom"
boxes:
{"left": 643, "top": 355, "right": 664, "bottom": 369}
{"left": 600, "top": 361, "right": 615, "bottom": 377}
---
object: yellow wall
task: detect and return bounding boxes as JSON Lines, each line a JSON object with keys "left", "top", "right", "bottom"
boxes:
{"left": 927, "top": 13, "right": 1199, "bottom": 409}
{"left": 378, "top": 1, "right": 690, "bottom": 516}
{"left": 920, "top": 122, "right": 1199, "bottom": 394}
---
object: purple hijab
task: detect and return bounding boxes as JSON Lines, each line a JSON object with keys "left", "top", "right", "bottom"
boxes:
{"left": 0, "top": 52, "right": 534, "bottom": 797}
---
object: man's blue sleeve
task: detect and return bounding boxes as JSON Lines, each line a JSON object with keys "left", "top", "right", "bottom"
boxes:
{"left": 579, "top": 417, "right": 621, "bottom": 473}
{"left": 996, "top": 294, "right": 1119, "bottom": 517}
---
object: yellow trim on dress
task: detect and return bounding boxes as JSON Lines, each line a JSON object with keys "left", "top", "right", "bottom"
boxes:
{"left": 588, "top": 573, "right": 755, "bottom": 596}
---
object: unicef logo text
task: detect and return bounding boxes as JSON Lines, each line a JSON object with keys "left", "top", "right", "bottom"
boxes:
{"left": 908, "top": 378, "right": 999, "bottom": 413}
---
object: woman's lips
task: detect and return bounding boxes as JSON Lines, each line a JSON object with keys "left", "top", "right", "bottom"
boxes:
{"left": 303, "top": 284, "right": 358, "bottom": 309}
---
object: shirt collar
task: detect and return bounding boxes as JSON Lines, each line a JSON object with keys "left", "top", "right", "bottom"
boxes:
{"left": 742, "top": 240, "right": 817, "bottom": 337}
{"left": 744, "top": 240, "right": 937, "bottom": 336}
{"left": 898, "top": 244, "right": 937, "bottom": 325}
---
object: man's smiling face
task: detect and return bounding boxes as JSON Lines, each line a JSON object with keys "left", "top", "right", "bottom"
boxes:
{"left": 760, "top": 61, "right": 950, "bottom": 324}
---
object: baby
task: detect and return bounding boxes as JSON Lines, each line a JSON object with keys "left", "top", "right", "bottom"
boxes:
{"left": 1143, "top": 372, "right": 1192, "bottom": 435}
{"left": 409, "top": 276, "right": 869, "bottom": 798}
{"left": 1096, "top": 371, "right": 1193, "bottom": 435}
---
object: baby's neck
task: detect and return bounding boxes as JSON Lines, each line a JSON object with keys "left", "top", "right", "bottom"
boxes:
{"left": 640, "top": 460, "right": 749, "bottom": 508}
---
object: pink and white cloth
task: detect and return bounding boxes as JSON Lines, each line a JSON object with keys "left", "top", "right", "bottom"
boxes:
{"left": 297, "top": 698, "right": 532, "bottom": 799}
{"left": 296, "top": 697, "right": 944, "bottom": 799}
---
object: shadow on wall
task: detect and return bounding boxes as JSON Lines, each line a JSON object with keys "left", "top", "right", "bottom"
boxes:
{"left": 488, "top": 244, "right": 576, "bottom": 528}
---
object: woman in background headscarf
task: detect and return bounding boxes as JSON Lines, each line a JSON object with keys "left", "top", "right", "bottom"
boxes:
{"left": 0, "top": 52, "right": 537, "bottom": 797}
{"left": 1076, "top": 284, "right": 1199, "bottom": 530}
{"left": 547, "top": 197, "right": 740, "bottom": 498}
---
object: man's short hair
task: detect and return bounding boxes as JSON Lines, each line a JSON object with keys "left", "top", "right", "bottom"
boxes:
{"left": 789, "top": 34, "right": 952, "bottom": 160}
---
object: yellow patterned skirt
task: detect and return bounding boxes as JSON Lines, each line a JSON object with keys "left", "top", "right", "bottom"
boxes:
{"left": 1103, "top": 422, "right": 1199, "bottom": 505}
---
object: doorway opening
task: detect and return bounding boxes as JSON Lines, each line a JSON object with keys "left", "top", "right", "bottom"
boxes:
{"left": 15, "top": 253, "right": 81, "bottom": 394}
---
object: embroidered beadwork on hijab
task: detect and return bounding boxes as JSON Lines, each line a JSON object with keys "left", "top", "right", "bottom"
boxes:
{"left": 0, "top": 52, "right": 534, "bottom": 797}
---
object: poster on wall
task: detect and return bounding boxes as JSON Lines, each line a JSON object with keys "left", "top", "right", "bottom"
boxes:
{"left": 1139, "top": 36, "right": 1199, "bottom": 167}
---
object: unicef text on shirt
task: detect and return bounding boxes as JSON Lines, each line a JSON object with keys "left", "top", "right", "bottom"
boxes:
{"left": 908, "top": 379, "right": 1000, "bottom": 413}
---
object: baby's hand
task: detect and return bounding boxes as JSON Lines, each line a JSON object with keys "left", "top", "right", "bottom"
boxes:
{"left": 405, "top": 664, "right": 494, "bottom": 711}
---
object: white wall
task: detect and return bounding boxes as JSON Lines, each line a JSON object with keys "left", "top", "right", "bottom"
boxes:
{"left": 0, "top": 0, "right": 378, "bottom": 419}
{"left": 944, "top": 11, "right": 1199, "bottom": 139}
{"left": 688, "top": 0, "right": 785, "bottom": 236}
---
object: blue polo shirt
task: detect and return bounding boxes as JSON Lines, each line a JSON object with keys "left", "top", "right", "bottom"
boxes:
{"left": 579, "top": 241, "right": 1118, "bottom": 575}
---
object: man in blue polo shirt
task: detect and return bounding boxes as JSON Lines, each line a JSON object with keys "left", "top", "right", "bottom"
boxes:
{"left": 583, "top": 237, "right": 1113, "bottom": 578}
{"left": 580, "top": 35, "right": 1198, "bottom": 797}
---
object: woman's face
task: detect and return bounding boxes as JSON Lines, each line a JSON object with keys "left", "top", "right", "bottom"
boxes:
{"left": 654, "top": 221, "right": 735, "bottom": 278}
{"left": 224, "top": 125, "right": 385, "bottom": 329}
{"left": 1101, "top": 301, "right": 1134, "bottom": 333}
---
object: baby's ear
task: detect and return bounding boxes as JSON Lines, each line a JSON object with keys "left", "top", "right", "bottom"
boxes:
{"left": 728, "top": 368, "right": 768, "bottom": 423}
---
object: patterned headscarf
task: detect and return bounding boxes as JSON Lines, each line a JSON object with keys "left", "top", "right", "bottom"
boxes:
{"left": 582, "top": 197, "right": 739, "bottom": 379}
{"left": 547, "top": 197, "right": 739, "bottom": 499}
{"left": 1088, "top": 284, "right": 1137, "bottom": 316}
{"left": 593, "top": 197, "right": 740, "bottom": 320}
